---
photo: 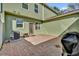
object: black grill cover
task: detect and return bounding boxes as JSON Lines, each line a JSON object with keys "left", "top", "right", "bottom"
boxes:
{"left": 61, "top": 32, "right": 79, "bottom": 56}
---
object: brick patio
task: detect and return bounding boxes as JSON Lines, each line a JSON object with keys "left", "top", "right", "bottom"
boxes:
{"left": 0, "top": 35, "right": 62, "bottom": 56}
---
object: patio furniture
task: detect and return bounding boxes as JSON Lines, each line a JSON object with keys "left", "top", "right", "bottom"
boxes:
{"left": 23, "top": 33, "right": 29, "bottom": 38}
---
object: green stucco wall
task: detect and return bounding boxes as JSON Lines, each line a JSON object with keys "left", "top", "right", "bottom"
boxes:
{"left": 34, "top": 15, "right": 79, "bottom": 36}
{"left": 2, "top": 3, "right": 57, "bottom": 20}
{"left": 12, "top": 20, "right": 29, "bottom": 36}
{"left": 2, "top": 3, "right": 79, "bottom": 40}
{"left": 4, "top": 14, "right": 79, "bottom": 41}
{"left": 3, "top": 3, "right": 43, "bottom": 20}
{"left": 4, "top": 14, "right": 39, "bottom": 40}
{"left": 5, "top": 15, "right": 13, "bottom": 40}
{"left": 1, "top": 3, "right": 57, "bottom": 41}
{"left": 44, "top": 6, "right": 57, "bottom": 20}
{"left": 62, "top": 19, "right": 79, "bottom": 36}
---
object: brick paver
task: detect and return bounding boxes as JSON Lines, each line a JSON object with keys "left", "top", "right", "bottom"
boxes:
{"left": 0, "top": 36, "right": 62, "bottom": 56}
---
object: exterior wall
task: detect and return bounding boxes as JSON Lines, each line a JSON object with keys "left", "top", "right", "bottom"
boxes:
{"left": 4, "top": 14, "right": 38, "bottom": 40}
{"left": 44, "top": 6, "right": 57, "bottom": 20}
{"left": 34, "top": 15, "right": 79, "bottom": 36}
{"left": 62, "top": 19, "right": 79, "bottom": 36}
{"left": 12, "top": 20, "right": 29, "bottom": 36}
{"left": 3, "top": 3, "right": 43, "bottom": 20}
{"left": 3, "top": 3, "right": 79, "bottom": 43}
{"left": 3, "top": 3, "right": 57, "bottom": 20}
{"left": 5, "top": 15, "right": 13, "bottom": 40}
{"left": 2, "top": 3, "right": 58, "bottom": 40}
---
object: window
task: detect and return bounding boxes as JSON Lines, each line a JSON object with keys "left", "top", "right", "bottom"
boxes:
{"left": 35, "top": 23, "right": 40, "bottom": 30}
{"left": 22, "top": 3, "right": 28, "bottom": 9}
{"left": 16, "top": 19, "right": 23, "bottom": 28}
{"left": 34, "top": 4, "right": 38, "bottom": 13}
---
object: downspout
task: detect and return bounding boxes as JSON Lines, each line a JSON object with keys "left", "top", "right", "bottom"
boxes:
{"left": 42, "top": 5, "right": 44, "bottom": 20}
{"left": 1, "top": 3, "right": 3, "bottom": 13}
{"left": 0, "top": 3, "right": 3, "bottom": 49}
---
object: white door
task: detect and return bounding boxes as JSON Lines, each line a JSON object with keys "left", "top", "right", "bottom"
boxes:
{"left": 0, "top": 20, "right": 3, "bottom": 48}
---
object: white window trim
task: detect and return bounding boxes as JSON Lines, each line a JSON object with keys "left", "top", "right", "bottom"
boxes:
{"left": 16, "top": 18, "right": 24, "bottom": 29}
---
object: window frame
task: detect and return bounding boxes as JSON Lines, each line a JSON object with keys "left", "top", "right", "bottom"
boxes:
{"left": 35, "top": 23, "right": 40, "bottom": 30}
{"left": 34, "top": 4, "right": 38, "bottom": 13}
{"left": 22, "top": 3, "right": 28, "bottom": 10}
{"left": 16, "top": 18, "right": 24, "bottom": 28}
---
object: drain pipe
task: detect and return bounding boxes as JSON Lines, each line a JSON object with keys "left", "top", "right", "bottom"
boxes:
{"left": 0, "top": 3, "right": 3, "bottom": 50}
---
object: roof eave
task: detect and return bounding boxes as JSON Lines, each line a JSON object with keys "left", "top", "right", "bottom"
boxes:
{"left": 43, "top": 11, "right": 79, "bottom": 23}
{"left": 4, "top": 11, "right": 43, "bottom": 23}
{"left": 40, "top": 3, "right": 59, "bottom": 15}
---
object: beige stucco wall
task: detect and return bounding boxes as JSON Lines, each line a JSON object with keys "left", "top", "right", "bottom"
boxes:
{"left": 34, "top": 16, "right": 79, "bottom": 36}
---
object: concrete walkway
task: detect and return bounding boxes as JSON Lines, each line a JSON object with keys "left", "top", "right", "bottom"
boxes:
{"left": 0, "top": 35, "right": 62, "bottom": 56}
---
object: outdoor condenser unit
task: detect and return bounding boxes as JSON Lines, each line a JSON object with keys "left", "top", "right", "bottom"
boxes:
{"left": 10, "top": 31, "right": 20, "bottom": 40}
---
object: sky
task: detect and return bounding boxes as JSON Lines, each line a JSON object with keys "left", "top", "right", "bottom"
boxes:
{"left": 47, "top": 3, "right": 69, "bottom": 10}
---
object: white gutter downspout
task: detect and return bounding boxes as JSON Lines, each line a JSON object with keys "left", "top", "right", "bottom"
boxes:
{"left": 42, "top": 5, "right": 44, "bottom": 20}
{"left": 0, "top": 14, "right": 3, "bottom": 49}
{"left": 0, "top": 3, "right": 4, "bottom": 49}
